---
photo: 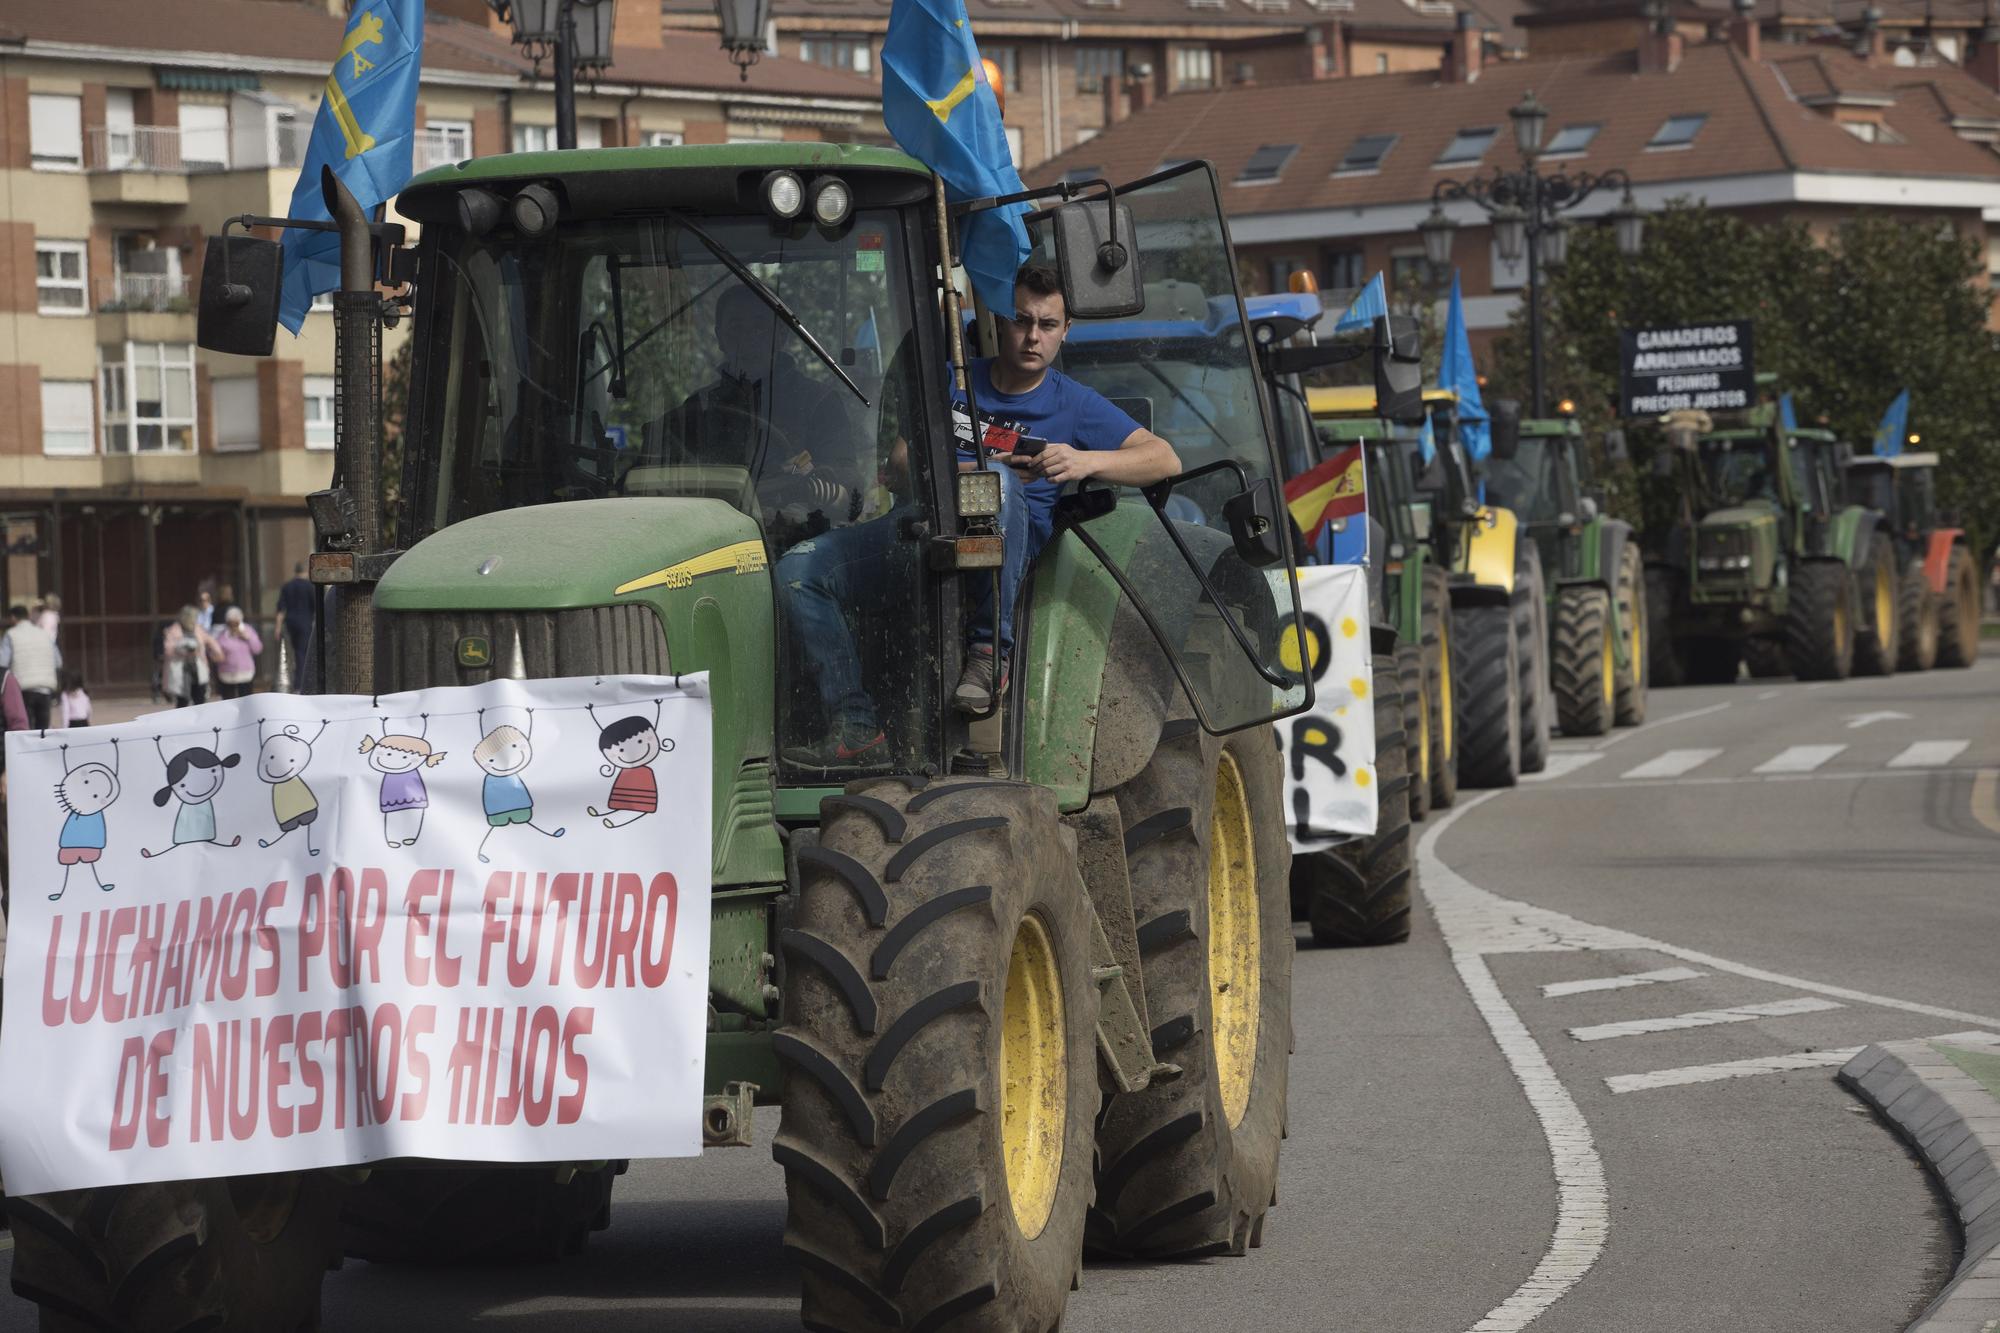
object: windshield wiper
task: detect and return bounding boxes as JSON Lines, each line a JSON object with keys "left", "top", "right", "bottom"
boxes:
{"left": 665, "top": 210, "right": 868, "bottom": 408}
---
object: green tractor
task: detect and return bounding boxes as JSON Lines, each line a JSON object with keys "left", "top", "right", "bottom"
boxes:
{"left": 1843, "top": 450, "right": 1983, "bottom": 670}
{"left": 1481, "top": 408, "right": 1647, "bottom": 736}
{"left": 1647, "top": 408, "right": 1898, "bottom": 684}
{"left": 6, "top": 147, "right": 1314, "bottom": 1331}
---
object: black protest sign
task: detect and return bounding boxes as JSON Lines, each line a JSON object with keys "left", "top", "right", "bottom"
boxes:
{"left": 1619, "top": 322, "right": 1755, "bottom": 417}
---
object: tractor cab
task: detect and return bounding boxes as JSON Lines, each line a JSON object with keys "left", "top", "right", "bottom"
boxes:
{"left": 1846, "top": 450, "right": 1942, "bottom": 553}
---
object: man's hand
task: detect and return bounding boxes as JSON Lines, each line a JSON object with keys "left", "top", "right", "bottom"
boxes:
{"left": 1004, "top": 443, "right": 1097, "bottom": 485}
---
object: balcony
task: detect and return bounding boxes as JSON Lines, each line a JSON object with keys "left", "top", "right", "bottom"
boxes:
{"left": 414, "top": 126, "right": 472, "bottom": 174}
{"left": 86, "top": 127, "right": 190, "bottom": 207}
{"left": 95, "top": 273, "right": 195, "bottom": 341}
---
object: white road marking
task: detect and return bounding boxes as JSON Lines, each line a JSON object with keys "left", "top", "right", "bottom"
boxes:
{"left": 1605, "top": 1047, "right": 1866, "bottom": 1094}
{"left": 1888, "top": 740, "right": 1970, "bottom": 769}
{"left": 1591, "top": 701, "right": 1731, "bottom": 751}
{"left": 1754, "top": 744, "right": 1846, "bottom": 774}
{"left": 1511, "top": 765, "right": 1976, "bottom": 794}
{"left": 1523, "top": 752, "right": 1607, "bottom": 783}
{"left": 1569, "top": 996, "right": 1844, "bottom": 1042}
{"left": 1542, "top": 966, "right": 1707, "bottom": 998}
{"left": 1620, "top": 748, "right": 1722, "bottom": 780}
{"left": 1757, "top": 689, "right": 1781, "bottom": 700}
{"left": 1845, "top": 710, "right": 1911, "bottom": 729}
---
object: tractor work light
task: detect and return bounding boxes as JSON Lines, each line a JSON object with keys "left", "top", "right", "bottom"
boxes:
{"left": 511, "top": 183, "right": 562, "bottom": 238}
{"left": 764, "top": 171, "right": 804, "bottom": 220}
{"left": 809, "top": 176, "right": 852, "bottom": 227}
{"left": 457, "top": 188, "right": 505, "bottom": 237}
{"left": 958, "top": 468, "right": 1003, "bottom": 518}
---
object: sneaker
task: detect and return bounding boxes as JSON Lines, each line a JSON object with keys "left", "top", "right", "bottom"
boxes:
{"left": 784, "top": 725, "right": 888, "bottom": 770}
{"left": 954, "top": 644, "right": 1010, "bottom": 712}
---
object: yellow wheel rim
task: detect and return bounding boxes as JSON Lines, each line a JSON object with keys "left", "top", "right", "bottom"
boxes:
{"left": 1630, "top": 592, "right": 1644, "bottom": 686}
{"left": 1001, "top": 913, "right": 1066, "bottom": 1240}
{"left": 1208, "top": 751, "right": 1261, "bottom": 1129}
{"left": 1437, "top": 615, "right": 1454, "bottom": 762}
{"left": 1601, "top": 621, "right": 1616, "bottom": 711}
{"left": 1834, "top": 594, "right": 1849, "bottom": 649}
{"left": 1875, "top": 562, "right": 1893, "bottom": 641}
{"left": 1417, "top": 677, "right": 1432, "bottom": 789}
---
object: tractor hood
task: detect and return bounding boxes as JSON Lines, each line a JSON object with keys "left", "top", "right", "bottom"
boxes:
{"left": 377, "top": 498, "right": 764, "bottom": 611}
{"left": 1696, "top": 501, "right": 1779, "bottom": 533}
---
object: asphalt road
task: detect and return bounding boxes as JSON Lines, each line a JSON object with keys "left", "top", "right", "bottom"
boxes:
{"left": 4, "top": 658, "right": 1996, "bottom": 1331}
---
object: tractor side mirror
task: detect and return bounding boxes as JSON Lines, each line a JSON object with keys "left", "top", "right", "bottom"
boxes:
{"left": 1490, "top": 399, "right": 1522, "bottom": 461}
{"left": 1604, "top": 428, "right": 1629, "bottom": 465}
{"left": 1053, "top": 199, "right": 1143, "bottom": 319}
{"left": 1373, "top": 314, "right": 1424, "bottom": 425}
{"left": 197, "top": 235, "right": 283, "bottom": 358}
{"left": 1221, "top": 476, "right": 1286, "bottom": 568}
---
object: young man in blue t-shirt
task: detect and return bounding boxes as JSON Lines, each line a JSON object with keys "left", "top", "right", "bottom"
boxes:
{"left": 778, "top": 262, "right": 1180, "bottom": 765}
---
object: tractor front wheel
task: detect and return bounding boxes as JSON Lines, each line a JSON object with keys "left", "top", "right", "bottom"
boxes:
{"left": 1454, "top": 600, "right": 1521, "bottom": 788}
{"left": 1898, "top": 561, "right": 1938, "bottom": 672}
{"left": 1514, "top": 543, "right": 1552, "bottom": 775}
{"left": 1304, "top": 655, "right": 1413, "bottom": 947}
{"left": 7, "top": 1173, "right": 344, "bottom": 1333}
{"left": 1422, "top": 564, "right": 1458, "bottom": 810}
{"left": 776, "top": 777, "right": 1099, "bottom": 1333}
{"left": 1093, "top": 722, "right": 1291, "bottom": 1259}
{"left": 1398, "top": 640, "right": 1431, "bottom": 823}
{"left": 1644, "top": 565, "right": 1689, "bottom": 688}
{"left": 1851, "top": 537, "right": 1900, "bottom": 678}
{"left": 1613, "top": 545, "right": 1648, "bottom": 726}
{"left": 1552, "top": 584, "right": 1615, "bottom": 737}
{"left": 1935, "top": 546, "right": 1981, "bottom": 668}
{"left": 1786, "top": 559, "right": 1857, "bottom": 681}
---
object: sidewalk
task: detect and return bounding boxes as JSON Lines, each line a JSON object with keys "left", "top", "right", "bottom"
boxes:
{"left": 1841, "top": 1032, "right": 2000, "bottom": 1330}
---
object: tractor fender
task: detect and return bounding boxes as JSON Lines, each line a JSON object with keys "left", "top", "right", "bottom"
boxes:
{"left": 1462, "top": 506, "right": 1519, "bottom": 594}
{"left": 1924, "top": 528, "right": 1963, "bottom": 594}
{"left": 1447, "top": 576, "right": 1511, "bottom": 610}
{"left": 1086, "top": 591, "right": 1181, "bottom": 799}
{"left": 1597, "top": 520, "right": 1634, "bottom": 596}
{"left": 1834, "top": 506, "right": 1880, "bottom": 567}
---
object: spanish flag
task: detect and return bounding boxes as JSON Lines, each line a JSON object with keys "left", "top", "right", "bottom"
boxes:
{"left": 1284, "top": 444, "right": 1365, "bottom": 548}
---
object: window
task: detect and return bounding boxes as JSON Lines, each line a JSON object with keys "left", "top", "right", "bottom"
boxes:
{"left": 213, "top": 378, "right": 260, "bottom": 452}
{"left": 1076, "top": 46, "right": 1124, "bottom": 93}
{"left": 1646, "top": 113, "right": 1706, "bottom": 149}
{"left": 1236, "top": 143, "right": 1298, "bottom": 184}
{"left": 1375, "top": 52, "right": 1389, "bottom": 74}
{"left": 179, "top": 104, "right": 229, "bottom": 169}
{"left": 1389, "top": 252, "right": 1429, "bottom": 310}
{"left": 645, "top": 130, "right": 685, "bottom": 148}
{"left": 1435, "top": 126, "right": 1496, "bottom": 165}
{"left": 41, "top": 381, "right": 94, "bottom": 456}
{"left": 303, "top": 376, "right": 336, "bottom": 450}
{"left": 35, "top": 241, "right": 88, "bottom": 315}
{"left": 418, "top": 119, "right": 473, "bottom": 171}
{"left": 513, "top": 122, "right": 603, "bottom": 152}
{"left": 1324, "top": 249, "right": 1365, "bottom": 290}
{"left": 987, "top": 45, "right": 1022, "bottom": 92}
{"left": 801, "top": 34, "right": 871, "bottom": 73}
{"left": 1842, "top": 120, "right": 1903, "bottom": 144}
{"left": 100, "top": 342, "right": 196, "bottom": 454}
{"left": 1542, "top": 123, "right": 1599, "bottom": 157}
{"left": 29, "top": 94, "right": 82, "bottom": 170}
{"left": 1268, "top": 257, "right": 1308, "bottom": 291}
{"left": 1173, "top": 47, "right": 1215, "bottom": 89}
{"left": 1334, "top": 132, "right": 1397, "bottom": 174}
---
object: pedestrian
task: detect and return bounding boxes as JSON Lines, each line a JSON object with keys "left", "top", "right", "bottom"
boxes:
{"left": 161, "top": 606, "right": 221, "bottom": 707}
{"left": 195, "top": 587, "right": 216, "bottom": 631}
{"left": 34, "top": 593, "right": 60, "bottom": 643}
{"left": 213, "top": 607, "right": 262, "bottom": 699}
{"left": 214, "top": 582, "right": 240, "bottom": 624}
{"left": 59, "top": 669, "right": 90, "bottom": 728}
{"left": 0, "top": 604, "right": 62, "bottom": 730}
{"left": 276, "top": 562, "right": 315, "bottom": 685}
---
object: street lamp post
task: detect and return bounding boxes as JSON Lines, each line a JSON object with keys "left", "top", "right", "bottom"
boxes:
{"left": 487, "top": 0, "right": 619, "bottom": 149}
{"left": 1418, "top": 91, "right": 1646, "bottom": 417}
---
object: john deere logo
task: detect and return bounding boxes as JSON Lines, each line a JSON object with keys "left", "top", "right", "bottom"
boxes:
{"left": 457, "top": 636, "right": 492, "bottom": 668}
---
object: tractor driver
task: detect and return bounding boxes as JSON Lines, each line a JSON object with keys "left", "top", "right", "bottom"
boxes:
{"left": 777, "top": 261, "right": 1181, "bottom": 767}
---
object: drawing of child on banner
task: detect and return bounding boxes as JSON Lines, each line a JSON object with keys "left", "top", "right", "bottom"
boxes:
{"left": 473, "top": 707, "right": 566, "bottom": 863}
{"left": 585, "top": 700, "right": 671, "bottom": 829}
{"left": 52, "top": 740, "right": 120, "bottom": 900}
{"left": 142, "top": 731, "right": 243, "bottom": 858}
{"left": 359, "top": 718, "right": 446, "bottom": 848}
{"left": 256, "top": 720, "right": 327, "bottom": 855}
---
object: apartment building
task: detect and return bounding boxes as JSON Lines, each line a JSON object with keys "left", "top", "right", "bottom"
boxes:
{"left": 0, "top": 0, "right": 881, "bottom": 688}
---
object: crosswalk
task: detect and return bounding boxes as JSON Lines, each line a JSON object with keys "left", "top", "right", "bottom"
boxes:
{"left": 1529, "top": 739, "right": 1981, "bottom": 783}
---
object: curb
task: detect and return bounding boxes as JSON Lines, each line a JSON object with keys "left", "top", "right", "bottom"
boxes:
{"left": 1840, "top": 1030, "right": 2000, "bottom": 1332}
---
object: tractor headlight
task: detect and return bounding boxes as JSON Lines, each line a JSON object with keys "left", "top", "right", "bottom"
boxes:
{"left": 809, "top": 176, "right": 852, "bottom": 227}
{"left": 763, "top": 171, "right": 804, "bottom": 220}
{"left": 957, "top": 469, "right": 1003, "bottom": 518}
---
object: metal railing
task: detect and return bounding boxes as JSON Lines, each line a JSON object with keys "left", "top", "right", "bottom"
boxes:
{"left": 96, "top": 273, "right": 193, "bottom": 313}
{"left": 87, "top": 125, "right": 186, "bottom": 173}
{"left": 414, "top": 127, "right": 472, "bottom": 173}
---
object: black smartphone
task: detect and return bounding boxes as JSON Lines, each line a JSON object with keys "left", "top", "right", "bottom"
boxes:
{"left": 1012, "top": 436, "right": 1048, "bottom": 457}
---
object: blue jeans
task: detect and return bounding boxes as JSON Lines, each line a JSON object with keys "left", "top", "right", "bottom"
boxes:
{"left": 963, "top": 453, "right": 1050, "bottom": 657}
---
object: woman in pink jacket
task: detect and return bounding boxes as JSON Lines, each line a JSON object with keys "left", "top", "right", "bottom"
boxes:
{"left": 213, "top": 607, "right": 262, "bottom": 699}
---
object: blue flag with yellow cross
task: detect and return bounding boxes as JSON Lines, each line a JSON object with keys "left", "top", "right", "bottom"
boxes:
{"left": 278, "top": 0, "right": 425, "bottom": 333}
{"left": 881, "top": 0, "right": 1030, "bottom": 318}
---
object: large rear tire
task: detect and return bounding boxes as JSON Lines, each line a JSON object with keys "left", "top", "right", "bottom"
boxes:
{"left": 1786, "top": 559, "right": 1856, "bottom": 681}
{"left": 7, "top": 1173, "right": 344, "bottom": 1333}
{"left": 775, "top": 777, "right": 1099, "bottom": 1333}
{"left": 1935, "top": 546, "right": 1981, "bottom": 668}
{"left": 1422, "top": 564, "right": 1458, "bottom": 810}
{"left": 1514, "top": 543, "right": 1552, "bottom": 775}
{"left": 339, "top": 1164, "right": 619, "bottom": 1264}
{"left": 1092, "top": 724, "right": 1291, "bottom": 1260}
{"left": 1645, "top": 565, "right": 1689, "bottom": 688}
{"left": 1613, "top": 545, "right": 1648, "bottom": 726}
{"left": 1851, "top": 536, "right": 1899, "bottom": 678}
{"left": 1398, "top": 640, "right": 1431, "bottom": 823}
{"left": 1552, "top": 584, "right": 1615, "bottom": 738}
{"left": 1897, "top": 560, "right": 1938, "bottom": 672}
{"left": 1454, "top": 600, "right": 1521, "bottom": 788}
{"left": 1303, "top": 656, "right": 1412, "bottom": 947}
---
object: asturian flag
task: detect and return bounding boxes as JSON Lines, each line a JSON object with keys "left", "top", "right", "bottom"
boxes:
{"left": 278, "top": 0, "right": 425, "bottom": 333}
{"left": 1871, "top": 388, "right": 1910, "bottom": 457}
{"left": 882, "top": 0, "right": 1030, "bottom": 317}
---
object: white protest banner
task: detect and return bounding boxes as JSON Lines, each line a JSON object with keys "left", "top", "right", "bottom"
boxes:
{"left": 0, "top": 674, "right": 711, "bottom": 1196}
{"left": 1276, "top": 564, "right": 1377, "bottom": 850}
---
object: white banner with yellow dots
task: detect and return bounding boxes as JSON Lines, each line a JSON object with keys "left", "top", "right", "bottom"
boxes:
{"left": 1275, "top": 565, "right": 1377, "bottom": 850}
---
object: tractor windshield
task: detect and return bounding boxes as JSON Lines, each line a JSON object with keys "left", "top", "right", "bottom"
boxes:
{"left": 1697, "top": 437, "right": 1781, "bottom": 508}
{"left": 1482, "top": 438, "right": 1569, "bottom": 523}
